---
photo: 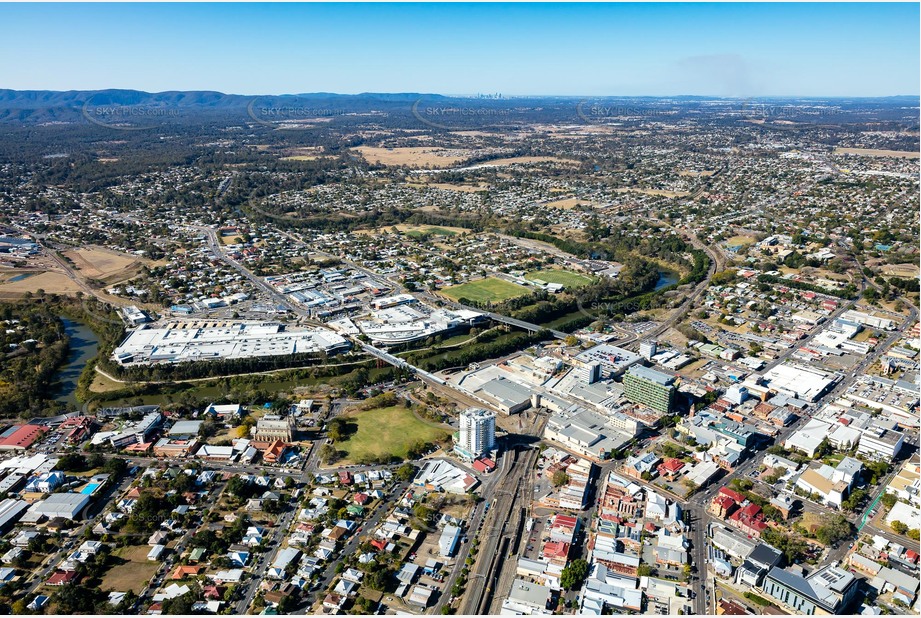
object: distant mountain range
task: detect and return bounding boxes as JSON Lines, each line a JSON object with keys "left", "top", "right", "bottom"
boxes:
{"left": 0, "top": 89, "right": 915, "bottom": 126}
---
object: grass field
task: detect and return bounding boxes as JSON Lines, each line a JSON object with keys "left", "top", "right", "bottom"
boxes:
{"left": 403, "top": 226, "right": 458, "bottom": 238}
{"left": 441, "top": 277, "right": 530, "bottom": 303}
{"left": 100, "top": 544, "right": 161, "bottom": 591}
{"left": 469, "top": 156, "right": 580, "bottom": 168}
{"left": 352, "top": 146, "right": 468, "bottom": 168}
{"left": 833, "top": 147, "right": 920, "bottom": 159}
{"left": 525, "top": 268, "right": 594, "bottom": 288}
{"left": 337, "top": 405, "right": 449, "bottom": 464}
{"left": 0, "top": 270, "right": 84, "bottom": 298}
{"left": 725, "top": 235, "right": 756, "bottom": 248}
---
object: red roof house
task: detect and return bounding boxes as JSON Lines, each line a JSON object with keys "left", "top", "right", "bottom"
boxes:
{"left": 46, "top": 569, "right": 80, "bottom": 586}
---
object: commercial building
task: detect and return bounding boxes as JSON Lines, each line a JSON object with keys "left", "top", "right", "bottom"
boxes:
{"left": 121, "top": 306, "right": 151, "bottom": 327}
{"left": 22, "top": 493, "right": 91, "bottom": 522}
{"left": 639, "top": 340, "right": 657, "bottom": 361}
{"left": 503, "top": 579, "right": 552, "bottom": 614}
{"left": 543, "top": 409, "right": 637, "bottom": 462}
{"left": 622, "top": 366, "right": 676, "bottom": 414}
{"left": 856, "top": 425, "right": 904, "bottom": 461}
{"left": 758, "top": 363, "right": 840, "bottom": 402}
{"left": 840, "top": 310, "right": 896, "bottom": 331}
{"left": 112, "top": 321, "right": 350, "bottom": 365}
{"left": 353, "top": 301, "right": 485, "bottom": 346}
{"left": 0, "top": 499, "right": 28, "bottom": 534}
{"left": 761, "top": 565, "right": 859, "bottom": 615}
{"left": 455, "top": 408, "right": 496, "bottom": 459}
{"left": 579, "top": 563, "right": 643, "bottom": 614}
{"left": 0, "top": 425, "right": 49, "bottom": 451}
{"left": 575, "top": 344, "right": 643, "bottom": 378}
{"left": 438, "top": 524, "right": 461, "bottom": 558}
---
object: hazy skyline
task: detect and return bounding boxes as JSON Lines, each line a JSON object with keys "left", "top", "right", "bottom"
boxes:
{"left": 2, "top": 2, "right": 919, "bottom": 97}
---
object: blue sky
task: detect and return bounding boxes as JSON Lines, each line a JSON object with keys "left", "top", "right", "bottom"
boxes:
{"left": 1, "top": 3, "right": 918, "bottom": 96}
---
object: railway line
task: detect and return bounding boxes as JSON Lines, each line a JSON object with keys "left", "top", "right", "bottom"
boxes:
{"left": 460, "top": 444, "right": 539, "bottom": 615}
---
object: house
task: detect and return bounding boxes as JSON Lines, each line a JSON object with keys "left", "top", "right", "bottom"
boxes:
{"left": 227, "top": 548, "right": 250, "bottom": 567}
{"left": 147, "top": 545, "right": 166, "bottom": 561}
{"left": 657, "top": 458, "right": 686, "bottom": 480}
{"left": 322, "top": 593, "right": 345, "bottom": 610}
{"left": 170, "top": 565, "right": 203, "bottom": 580}
{"left": 46, "top": 569, "right": 80, "bottom": 586}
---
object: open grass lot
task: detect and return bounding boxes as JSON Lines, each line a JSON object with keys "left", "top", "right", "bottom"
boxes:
{"left": 401, "top": 225, "right": 459, "bottom": 238}
{"left": 352, "top": 146, "right": 468, "bottom": 168}
{"left": 338, "top": 405, "right": 449, "bottom": 464}
{"left": 833, "top": 147, "right": 920, "bottom": 159}
{"left": 469, "top": 155, "right": 580, "bottom": 167}
{"left": 99, "top": 544, "right": 161, "bottom": 591}
{"left": 0, "top": 270, "right": 84, "bottom": 298}
{"left": 725, "top": 235, "right": 756, "bottom": 247}
{"left": 525, "top": 268, "right": 595, "bottom": 288}
{"left": 442, "top": 277, "right": 530, "bottom": 303}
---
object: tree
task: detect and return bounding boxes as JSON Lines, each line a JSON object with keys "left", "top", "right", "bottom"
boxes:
{"left": 52, "top": 584, "right": 105, "bottom": 613}
{"left": 395, "top": 463, "right": 417, "bottom": 482}
{"left": 881, "top": 493, "right": 897, "bottom": 510}
{"left": 891, "top": 521, "right": 908, "bottom": 535}
{"left": 815, "top": 514, "right": 853, "bottom": 546}
{"left": 366, "top": 567, "right": 394, "bottom": 591}
{"left": 319, "top": 443, "right": 340, "bottom": 465}
{"left": 636, "top": 564, "right": 654, "bottom": 577}
{"left": 551, "top": 470, "right": 570, "bottom": 487}
{"left": 560, "top": 559, "right": 589, "bottom": 590}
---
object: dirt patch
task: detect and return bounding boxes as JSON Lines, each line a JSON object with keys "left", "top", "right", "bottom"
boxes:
{"left": 407, "top": 181, "right": 490, "bottom": 193}
{"left": 678, "top": 170, "right": 716, "bottom": 177}
{"left": 542, "top": 197, "right": 603, "bottom": 210}
{"left": 881, "top": 263, "right": 919, "bottom": 279}
{"left": 64, "top": 247, "right": 143, "bottom": 282}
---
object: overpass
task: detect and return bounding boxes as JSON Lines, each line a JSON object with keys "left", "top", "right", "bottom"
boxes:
{"left": 481, "top": 310, "right": 568, "bottom": 339}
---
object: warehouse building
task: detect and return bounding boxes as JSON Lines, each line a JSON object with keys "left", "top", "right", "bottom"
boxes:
{"left": 22, "top": 493, "right": 91, "bottom": 522}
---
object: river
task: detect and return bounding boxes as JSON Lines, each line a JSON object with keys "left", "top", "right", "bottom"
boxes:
{"left": 654, "top": 270, "right": 679, "bottom": 291}
{"left": 52, "top": 317, "right": 99, "bottom": 407}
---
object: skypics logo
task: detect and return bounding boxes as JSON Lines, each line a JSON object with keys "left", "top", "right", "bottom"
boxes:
{"left": 82, "top": 96, "right": 180, "bottom": 131}
{"left": 576, "top": 100, "right": 677, "bottom": 125}
{"left": 738, "top": 98, "right": 847, "bottom": 122}
{"left": 246, "top": 98, "right": 346, "bottom": 130}
{"left": 411, "top": 97, "right": 512, "bottom": 131}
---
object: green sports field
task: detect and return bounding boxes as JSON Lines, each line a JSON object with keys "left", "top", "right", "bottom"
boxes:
{"left": 337, "top": 405, "right": 449, "bottom": 464}
{"left": 525, "top": 268, "right": 595, "bottom": 288}
{"left": 441, "top": 277, "right": 531, "bottom": 303}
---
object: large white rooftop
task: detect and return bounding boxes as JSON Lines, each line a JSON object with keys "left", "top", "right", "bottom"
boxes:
{"left": 112, "top": 321, "right": 349, "bottom": 365}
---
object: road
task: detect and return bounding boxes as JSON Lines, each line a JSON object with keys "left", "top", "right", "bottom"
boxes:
{"left": 190, "top": 224, "right": 310, "bottom": 319}
{"left": 237, "top": 504, "right": 299, "bottom": 613}
{"left": 299, "top": 479, "right": 412, "bottom": 612}
{"left": 21, "top": 471, "right": 138, "bottom": 598}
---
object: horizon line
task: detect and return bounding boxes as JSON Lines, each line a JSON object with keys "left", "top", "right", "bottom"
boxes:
{"left": 2, "top": 88, "right": 919, "bottom": 100}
